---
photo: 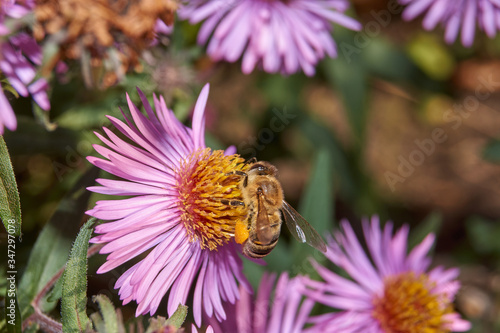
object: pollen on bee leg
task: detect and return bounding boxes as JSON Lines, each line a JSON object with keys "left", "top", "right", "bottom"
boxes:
{"left": 235, "top": 220, "right": 249, "bottom": 244}
{"left": 175, "top": 148, "right": 250, "bottom": 250}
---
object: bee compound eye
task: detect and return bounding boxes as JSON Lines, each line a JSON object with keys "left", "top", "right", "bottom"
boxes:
{"left": 249, "top": 163, "right": 271, "bottom": 175}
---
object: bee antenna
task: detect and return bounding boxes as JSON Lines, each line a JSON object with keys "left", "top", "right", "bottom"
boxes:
{"left": 244, "top": 157, "right": 257, "bottom": 165}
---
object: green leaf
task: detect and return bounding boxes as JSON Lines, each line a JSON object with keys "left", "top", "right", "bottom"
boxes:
{"left": 291, "top": 148, "right": 333, "bottom": 273}
{"left": 1, "top": 79, "right": 19, "bottom": 98}
{"left": 46, "top": 275, "right": 63, "bottom": 303}
{"left": 4, "top": 287, "right": 21, "bottom": 333}
{"left": 145, "top": 305, "right": 188, "bottom": 333}
{"left": 89, "top": 312, "right": 105, "bottom": 333}
{"left": 91, "top": 295, "right": 118, "bottom": 333}
{"left": 41, "top": 31, "right": 64, "bottom": 73}
{"left": 33, "top": 104, "right": 57, "bottom": 131}
{"left": 322, "top": 45, "right": 368, "bottom": 143}
{"left": 408, "top": 212, "right": 442, "bottom": 251}
{"left": 164, "top": 304, "right": 188, "bottom": 329}
{"left": 299, "top": 115, "right": 357, "bottom": 201}
{"left": 0, "top": 136, "right": 21, "bottom": 236}
{"left": 297, "top": 148, "right": 334, "bottom": 231}
{"left": 482, "top": 139, "right": 500, "bottom": 163}
{"left": 61, "top": 218, "right": 95, "bottom": 333}
{"left": 16, "top": 167, "right": 99, "bottom": 326}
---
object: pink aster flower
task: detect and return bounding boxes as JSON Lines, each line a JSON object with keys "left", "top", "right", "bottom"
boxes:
{"left": 0, "top": 0, "right": 33, "bottom": 24}
{"left": 399, "top": 0, "right": 500, "bottom": 47}
{"left": 302, "top": 216, "right": 471, "bottom": 333}
{"left": 0, "top": 88, "right": 17, "bottom": 134}
{"left": 1, "top": 0, "right": 50, "bottom": 134}
{"left": 194, "top": 272, "right": 314, "bottom": 333}
{"left": 87, "top": 84, "right": 253, "bottom": 327}
{"left": 179, "top": 0, "right": 361, "bottom": 76}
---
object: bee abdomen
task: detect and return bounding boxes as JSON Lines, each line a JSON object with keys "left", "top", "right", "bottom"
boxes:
{"left": 242, "top": 238, "right": 279, "bottom": 259}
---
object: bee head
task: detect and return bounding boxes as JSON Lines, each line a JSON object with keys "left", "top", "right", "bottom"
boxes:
{"left": 248, "top": 161, "right": 278, "bottom": 176}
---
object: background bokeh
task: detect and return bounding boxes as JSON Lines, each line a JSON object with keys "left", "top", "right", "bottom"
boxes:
{"left": 2, "top": 0, "right": 500, "bottom": 331}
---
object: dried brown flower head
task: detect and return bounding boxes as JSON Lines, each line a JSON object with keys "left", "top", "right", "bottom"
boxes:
{"left": 34, "top": 0, "right": 177, "bottom": 88}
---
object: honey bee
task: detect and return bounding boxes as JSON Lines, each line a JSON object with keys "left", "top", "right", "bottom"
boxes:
{"left": 230, "top": 160, "right": 327, "bottom": 259}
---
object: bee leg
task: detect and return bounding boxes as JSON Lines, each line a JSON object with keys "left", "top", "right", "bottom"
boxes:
{"left": 225, "top": 170, "right": 248, "bottom": 187}
{"left": 220, "top": 199, "right": 245, "bottom": 207}
{"left": 226, "top": 170, "right": 247, "bottom": 177}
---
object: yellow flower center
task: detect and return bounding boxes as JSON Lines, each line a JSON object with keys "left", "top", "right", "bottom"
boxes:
{"left": 372, "top": 272, "right": 454, "bottom": 333}
{"left": 175, "top": 148, "right": 249, "bottom": 250}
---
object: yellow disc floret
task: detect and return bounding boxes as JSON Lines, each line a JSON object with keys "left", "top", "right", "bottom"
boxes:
{"left": 176, "top": 148, "right": 249, "bottom": 250}
{"left": 373, "top": 272, "right": 454, "bottom": 333}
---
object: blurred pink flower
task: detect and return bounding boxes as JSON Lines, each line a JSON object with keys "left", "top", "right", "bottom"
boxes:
{"left": 399, "top": 0, "right": 500, "bottom": 47}
{"left": 87, "top": 84, "right": 252, "bottom": 327}
{"left": 302, "top": 216, "right": 471, "bottom": 333}
{"left": 0, "top": 0, "right": 50, "bottom": 134}
{"left": 150, "top": 19, "right": 174, "bottom": 46}
{"left": 179, "top": 0, "right": 361, "bottom": 76}
{"left": 194, "top": 272, "right": 314, "bottom": 333}
{"left": 0, "top": 85, "right": 16, "bottom": 134}
{"left": 192, "top": 324, "right": 214, "bottom": 333}
{"left": 0, "top": 0, "right": 33, "bottom": 22}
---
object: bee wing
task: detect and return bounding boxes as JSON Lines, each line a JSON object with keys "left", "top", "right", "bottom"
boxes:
{"left": 281, "top": 201, "right": 327, "bottom": 253}
{"left": 255, "top": 193, "right": 274, "bottom": 244}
